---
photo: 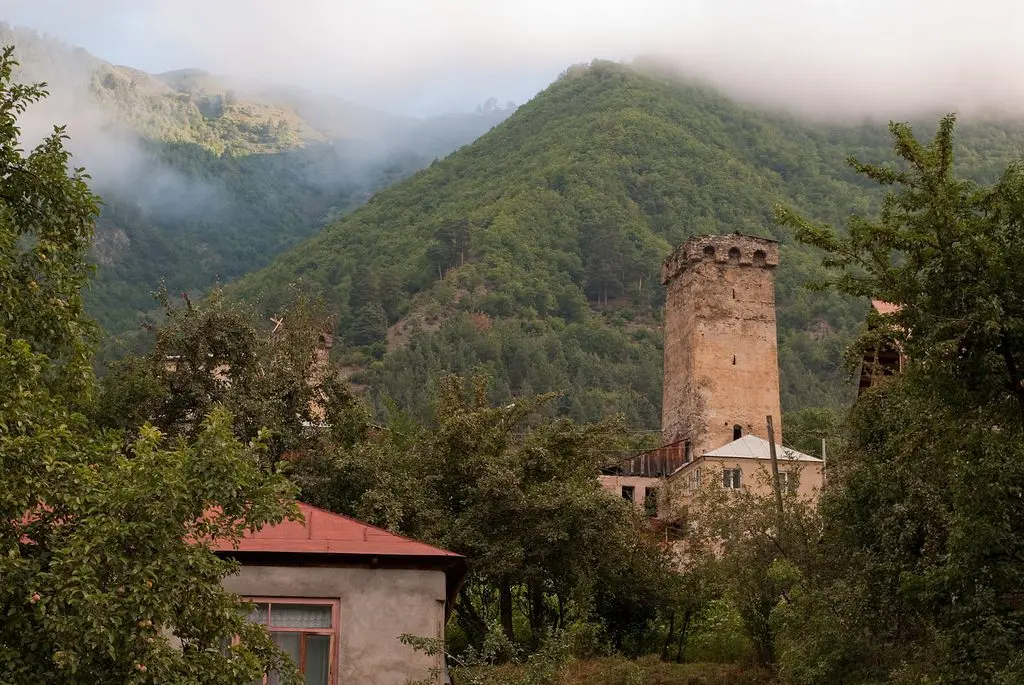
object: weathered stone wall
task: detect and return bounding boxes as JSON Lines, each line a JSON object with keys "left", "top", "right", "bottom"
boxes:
{"left": 660, "top": 235, "right": 782, "bottom": 456}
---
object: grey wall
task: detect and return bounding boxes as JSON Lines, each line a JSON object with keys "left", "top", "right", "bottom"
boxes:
{"left": 223, "top": 565, "right": 447, "bottom": 684}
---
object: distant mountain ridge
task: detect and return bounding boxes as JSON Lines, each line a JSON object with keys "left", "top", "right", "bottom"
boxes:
{"left": 0, "top": 21, "right": 513, "bottom": 338}
{"left": 228, "top": 60, "right": 1024, "bottom": 424}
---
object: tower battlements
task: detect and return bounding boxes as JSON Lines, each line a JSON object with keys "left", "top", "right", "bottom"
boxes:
{"left": 661, "top": 234, "right": 779, "bottom": 286}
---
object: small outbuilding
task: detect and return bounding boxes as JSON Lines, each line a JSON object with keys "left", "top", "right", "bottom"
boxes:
{"left": 212, "top": 502, "right": 466, "bottom": 685}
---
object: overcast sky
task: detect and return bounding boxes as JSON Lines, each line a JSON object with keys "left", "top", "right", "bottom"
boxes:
{"left": 1, "top": 0, "right": 1022, "bottom": 118}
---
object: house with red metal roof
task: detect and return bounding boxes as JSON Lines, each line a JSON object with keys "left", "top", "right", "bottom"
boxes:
{"left": 212, "top": 502, "right": 465, "bottom": 685}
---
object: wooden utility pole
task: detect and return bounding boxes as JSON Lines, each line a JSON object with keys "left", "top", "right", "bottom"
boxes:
{"left": 766, "top": 415, "right": 784, "bottom": 534}
{"left": 822, "top": 437, "right": 827, "bottom": 486}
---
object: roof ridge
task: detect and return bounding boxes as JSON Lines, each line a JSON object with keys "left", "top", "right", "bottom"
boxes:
{"left": 298, "top": 502, "right": 452, "bottom": 551}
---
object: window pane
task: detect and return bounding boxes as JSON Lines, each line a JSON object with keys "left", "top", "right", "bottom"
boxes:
{"left": 247, "top": 602, "right": 269, "bottom": 625}
{"left": 723, "top": 470, "right": 730, "bottom": 488}
{"left": 271, "top": 603, "right": 333, "bottom": 628}
{"left": 305, "top": 634, "right": 331, "bottom": 685}
{"left": 268, "top": 632, "right": 301, "bottom": 685}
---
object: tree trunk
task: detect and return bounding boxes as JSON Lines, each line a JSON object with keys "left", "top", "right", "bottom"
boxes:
{"left": 1000, "top": 331, "right": 1024, "bottom": 425}
{"left": 456, "top": 587, "right": 488, "bottom": 649}
{"left": 499, "top": 580, "right": 515, "bottom": 644}
{"left": 527, "top": 583, "right": 546, "bottom": 651}
{"left": 661, "top": 611, "right": 676, "bottom": 661}
{"left": 675, "top": 609, "right": 692, "bottom": 663}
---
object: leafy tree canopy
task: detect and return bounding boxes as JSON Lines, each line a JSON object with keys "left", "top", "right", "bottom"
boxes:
{"left": 291, "top": 373, "right": 677, "bottom": 654}
{"left": 0, "top": 46, "right": 302, "bottom": 684}
{"left": 772, "top": 115, "right": 1024, "bottom": 684}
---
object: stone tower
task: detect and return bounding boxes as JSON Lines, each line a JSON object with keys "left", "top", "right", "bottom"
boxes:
{"left": 660, "top": 234, "right": 782, "bottom": 457}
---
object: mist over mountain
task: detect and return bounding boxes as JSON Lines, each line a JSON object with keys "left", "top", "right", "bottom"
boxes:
{"left": 0, "top": 22, "right": 514, "bottom": 338}
{"left": 5, "top": 8, "right": 1024, "bottom": 423}
{"left": 9, "top": 0, "right": 1024, "bottom": 120}
{"left": 229, "top": 60, "right": 1024, "bottom": 424}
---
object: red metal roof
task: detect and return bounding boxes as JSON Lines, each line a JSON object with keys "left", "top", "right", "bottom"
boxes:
{"left": 210, "top": 502, "right": 462, "bottom": 558}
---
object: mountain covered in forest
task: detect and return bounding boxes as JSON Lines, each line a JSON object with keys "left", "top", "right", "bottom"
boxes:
{"left": 228, "top": 60, "right": 1024, "bottom": 426}
{"left": 0, "top": 23, "right": 512, "bottom": 337}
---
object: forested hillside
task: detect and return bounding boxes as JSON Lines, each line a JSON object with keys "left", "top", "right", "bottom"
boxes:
{"left": 231, "top": 60, "right": 1024, "bottom": 424}
{"left": 0, "top": 23, "right": 510, "bottom": 337}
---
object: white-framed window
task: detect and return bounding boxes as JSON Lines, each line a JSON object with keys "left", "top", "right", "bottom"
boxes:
{"left": 723, "top": 468, "right": 742, "bottom": 489}
{"left": 778, "top": 471, "right": 798, "bottom": 492}
{"left": 244, "top": 598, "right": 339, "bottom": 685}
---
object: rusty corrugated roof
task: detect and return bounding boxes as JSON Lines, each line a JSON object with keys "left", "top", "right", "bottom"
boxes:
{"left": 211, "top": 502, "right": 462, "bottom": 558}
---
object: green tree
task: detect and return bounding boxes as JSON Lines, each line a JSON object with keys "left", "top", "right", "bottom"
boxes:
{"left": 0, "top": 46, "right": 96, "bottom": 404}
{"left": 676, "top": 464, "right": 821, "bottom": 667}
{"left": 0, "top": 46, "right": 301, "bottom": 684}
{"left": 343, "top": 265, "right": 388, "bottom": 347}
{"left": 773, "top": 115, "right": 1024, "bottom": 683}
{"left": 292, "top": 373, "right": 675, "bottom": 652}
{"left": 777, "top": 114, "right": 1024, "bottom": 424}
{"left": 95, "top": 288, "right": 370, "bottom": 464}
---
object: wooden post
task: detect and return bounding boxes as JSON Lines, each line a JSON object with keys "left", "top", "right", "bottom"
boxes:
{"left": 767, "top": 415, "right": 784, "bottom": 533}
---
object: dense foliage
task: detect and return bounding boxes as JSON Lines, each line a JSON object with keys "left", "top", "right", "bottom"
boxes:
{"left": 291, "top": 373, "right": 678, "bottom": 653}
{"left": 766, "top": 116, "right": 1024, "bottom": 684}
{"left": 94, "top": 288, "right": 370, "bottom": 463}
{"left": 230, "top": 60, "right": 1024, "bottom": 426}
{"left": 0, "top": 47, "right": 302, "bottom": 684}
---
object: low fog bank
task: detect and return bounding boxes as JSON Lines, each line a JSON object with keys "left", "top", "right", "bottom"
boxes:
{"left": 3, "top": 26, "right": 510, "bottom": 233}
{"left": 5, "top": 27, "right": 228, "bottom": 220}
{"left": 6, "top": 0, "right": 1024, "bottom": 122}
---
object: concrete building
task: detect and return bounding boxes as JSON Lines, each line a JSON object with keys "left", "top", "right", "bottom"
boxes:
{"left": 600, "top": 233, "right": 824, "bottom": 512}
{"left": 213, "top": 503, "right": 466, "bottom": 685}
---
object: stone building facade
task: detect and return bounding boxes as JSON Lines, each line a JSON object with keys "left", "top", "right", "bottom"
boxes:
{"left": 660, "top": 234, "right": 782, "bottom": 456}
{"left": 600, "top": 233, "right": 824, "bottom": 514}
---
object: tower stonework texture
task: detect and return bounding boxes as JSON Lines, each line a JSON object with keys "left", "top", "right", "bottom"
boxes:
{"left": 660, "top": 234, "right": 782, "bottom": 457}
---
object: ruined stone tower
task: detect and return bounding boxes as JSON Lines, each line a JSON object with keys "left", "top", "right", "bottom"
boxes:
{"left": 660, "top": 234, "right": 782, "bottom": 457}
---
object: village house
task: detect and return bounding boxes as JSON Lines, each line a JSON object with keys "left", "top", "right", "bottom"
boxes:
{"left": 600, "top": 233, "right": 824, "bottom": 514}
{"left": 664, "top": 434, "right": 823, "bottom": 507}
{"left": 212, "top": 502, "right": 466, "bottom": 685}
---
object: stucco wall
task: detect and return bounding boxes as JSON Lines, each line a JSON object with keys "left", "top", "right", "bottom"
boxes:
{"left": 222, "top": 565, "right": 447, "bottom": 684}
{"left": 667, "top": 455, "right": 824, "bottom": 506}
{"left": 660, "top": 235, "right": 782, "bottom": 455}
{"left": 598, "top": 475, "right": 662, "bottom": 514}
